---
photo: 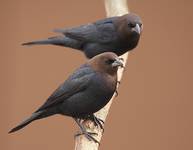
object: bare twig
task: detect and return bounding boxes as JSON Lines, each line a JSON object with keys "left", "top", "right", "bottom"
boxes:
{"left": 74, "top": 0, "right": 129, "bottom": 149}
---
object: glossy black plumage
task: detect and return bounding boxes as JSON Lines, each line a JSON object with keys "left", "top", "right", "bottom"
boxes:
{"left": 22, "top": 13, "right": 142, "bottom": 58}
{"left": 9, "top": 52, "right": 123, "bottom": 137}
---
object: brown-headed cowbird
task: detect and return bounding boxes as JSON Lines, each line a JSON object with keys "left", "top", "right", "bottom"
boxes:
{"left": 9, "top": 52, "right": 123, "bottom": 143}
{"left": 22, "top": 13, "right": 142, "bottom": 58}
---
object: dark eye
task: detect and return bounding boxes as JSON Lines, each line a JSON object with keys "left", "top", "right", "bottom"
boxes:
{"left": 128, "top": 23, "right": 136, "bottom": 28}
{"left": 105, "top": 59, "right": 115, "bottom": 65}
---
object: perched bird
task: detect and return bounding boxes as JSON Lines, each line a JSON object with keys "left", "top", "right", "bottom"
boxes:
{"left": 9, "top": 52, "right": 123, "bottom": 143}
{"left": 22, "top": 13, "right": 142, "bottom": 58}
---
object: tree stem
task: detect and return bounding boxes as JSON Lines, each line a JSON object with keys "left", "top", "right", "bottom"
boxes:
{"left": 74, "top": 0, "right": 129, "bottom": 149}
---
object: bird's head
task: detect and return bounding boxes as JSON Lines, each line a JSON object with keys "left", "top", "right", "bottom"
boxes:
{"left": 126, "top": 13, "right": 143, "bottom": 35}
{"left": 89, "top": 52, "right": 124, "bottom": 76}
{"left": 114, "top": 13, "right": 143, "bottom": 50}
{"left": 115, "top": 13, "right": 143, "bottom": 37}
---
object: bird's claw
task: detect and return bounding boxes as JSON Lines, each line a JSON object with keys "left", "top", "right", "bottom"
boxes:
{"left": 75, "top": 131, "right": 98, "bottom": 137}
{"left": 83, "top": 115, "right": 105, "bottom": 132}
{"left": 75, "top": 131, "right": 100, "bottom": 144}
{"left": 92, "top": 116, "right": 104, "bottom": 132}
{"left": 74, "top": 118, "right": 100, "bottom": 144}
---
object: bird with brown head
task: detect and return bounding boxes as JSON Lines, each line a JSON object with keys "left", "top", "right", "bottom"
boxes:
{"left": 22, "top": 13, "right": 142, "bottom": 58}
{"left": 9, "top": 52, "right": 123, "bottom": 143}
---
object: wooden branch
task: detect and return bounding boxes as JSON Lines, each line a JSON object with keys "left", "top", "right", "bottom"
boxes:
{"left": 74, "top": 0, "right": 129, "bottom": 149}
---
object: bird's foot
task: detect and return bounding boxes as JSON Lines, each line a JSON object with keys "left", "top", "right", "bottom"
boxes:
{"left": 87, "top": 115, "right": 104, "bottom": 132}
{"left": 75, "top": 131, "right": 99, "bottom": 144}
{"left": 74, "top": 118, "right": 100, "bottom": 144}
{"left": 92, "top": 115, "right": 104, "bottom": 131}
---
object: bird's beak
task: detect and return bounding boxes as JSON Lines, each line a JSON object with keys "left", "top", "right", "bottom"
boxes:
{"left": 133, "top": 24, "right": 141, "bottom": 34}
{"left": 112, "top": 58, "right": 124, "bottom": 68}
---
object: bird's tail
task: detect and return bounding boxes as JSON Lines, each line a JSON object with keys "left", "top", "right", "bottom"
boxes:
{"left": 22, "top": 36, "right": 66, "bottom": 46}
{"left": 8, "top": 111, "right": 42, "bottom": 133}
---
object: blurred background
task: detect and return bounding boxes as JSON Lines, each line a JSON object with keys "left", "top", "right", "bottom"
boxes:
{"left": 1, "top": 0, "right": 193, "bottom": 149}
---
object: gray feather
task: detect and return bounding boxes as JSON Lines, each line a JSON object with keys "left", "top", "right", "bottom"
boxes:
{"left": 8, "top": 111, "right": 42, "bottom": 133}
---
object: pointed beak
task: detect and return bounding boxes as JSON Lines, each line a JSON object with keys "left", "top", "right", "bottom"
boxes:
{"left": 133, "top": 24, "right": 141, "bottom": 34}
{"left": 112, "top": 58, "right": 124, "bottom": 68}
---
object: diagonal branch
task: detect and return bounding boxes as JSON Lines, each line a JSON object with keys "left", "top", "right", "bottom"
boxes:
{"left": 74, "top": 0, "right": 129, "bottom": 149}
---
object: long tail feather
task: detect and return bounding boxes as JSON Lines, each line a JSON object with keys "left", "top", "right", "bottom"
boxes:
{"left": 8, "top": 111, "right": 42, "bottom": 133}
{"left": 22, "top": 36, "right": 66, "bottom": 46}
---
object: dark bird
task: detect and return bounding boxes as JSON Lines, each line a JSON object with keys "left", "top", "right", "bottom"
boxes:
{"left": 22, "top": 13, "right": 142, "bottom": 58}
{"left": 9, "top": 52, "right": 123, "bottom": 143}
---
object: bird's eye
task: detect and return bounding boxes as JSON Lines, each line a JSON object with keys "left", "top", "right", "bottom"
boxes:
{"left": 128, "top": 23, "right": 136, "bottom": 28}
{"left": 105, "top": 59, "right": 115, "bottom": 65}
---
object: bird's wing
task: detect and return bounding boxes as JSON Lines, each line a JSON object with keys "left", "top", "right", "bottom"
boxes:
{"left": 35, "top": 65, "right": 94, "bottom": 112}
{"left": 54, "top": 17, "right": 118, "bottom": 43}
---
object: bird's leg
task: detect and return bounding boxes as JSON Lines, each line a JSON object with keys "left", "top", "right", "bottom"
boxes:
{"left": 74, "top": 118, "right": 99, "bottom": 144}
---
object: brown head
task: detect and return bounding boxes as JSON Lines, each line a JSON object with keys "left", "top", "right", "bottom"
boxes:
{"left": 88, "top": 52, "right": 123, "bottom": 76}
{"left": 114, "top": 13, "right": 143, "bottom": 47}
{"left": 116, "top": 13, "right": 143, "bottom": 34}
